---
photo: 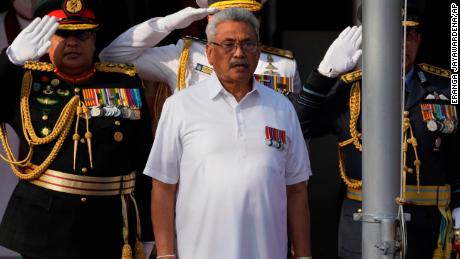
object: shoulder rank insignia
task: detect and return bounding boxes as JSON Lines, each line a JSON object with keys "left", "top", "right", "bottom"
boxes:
{"left": 261, "top": 45, "right": 294, "bottom": 59}
{"left": 183, "top": 35, "right": 207, "bottom": 44}
{"left": 341, "top": 69, "right": 362, "bottom": 83}
{"left": 95, "top": 62, "right": 137, "bottom": 77}
{"left": 23, "top": 61, "right": 55, "bottom": 72}
{"left": 418, "top": 63, "right": 451, "bottom": 79}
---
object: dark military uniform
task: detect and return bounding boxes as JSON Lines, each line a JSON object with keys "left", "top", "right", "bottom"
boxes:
{"left": 0, "top": 50, "right": 153, "bottom": 259}
{"left": 291, "top": 64, "right": 460, "bottom": 259}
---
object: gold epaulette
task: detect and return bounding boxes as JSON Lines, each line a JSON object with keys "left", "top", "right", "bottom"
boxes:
{"left": 340, "top": 69, "right": 362, "bottom": 83}
{"left": 23, "top": 61, "right": 54, "bottom": 72}
{"left": 418, "top": 63, "right": 451, "bottom": 79}
{"left": 183, "top": 35, "right": 207, "bottom": 44}
{"left": 261, "top": 45, "right": 294, "bottom": 59}
{"left": 95, "top": 62, "right": 137, "bottom": 77}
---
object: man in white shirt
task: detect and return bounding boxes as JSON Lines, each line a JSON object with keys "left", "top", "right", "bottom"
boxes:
{"left": 143, "top": 7, "right": 312, "bottom": 259}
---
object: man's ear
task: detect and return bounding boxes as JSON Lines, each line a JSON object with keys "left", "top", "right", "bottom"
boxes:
{"left": 206, "top": 43, "right": 214, "bottom": 66}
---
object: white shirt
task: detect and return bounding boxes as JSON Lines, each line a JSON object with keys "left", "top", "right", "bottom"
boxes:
{"left": 143, "top": 74, "right": 311, "bottom": 259}
{"left": 99, "top": 17, "right": 301, "bottom": 93}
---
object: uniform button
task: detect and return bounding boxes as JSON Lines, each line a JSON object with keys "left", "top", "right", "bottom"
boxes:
{"left": 80, "top": 138, "right": 86, "bottom": 144}
{"left": 74, "top": 88, "right": 80, "bottom": 93}
{"left": 81, "top": 167, "right": 88, "bottom": 173}
{"left": 81, "top": 197, "right": 87, "bottom": 203}
{"left": 357, "top": 208, "right": 362, "bottom": 213}
{"left": 114, "top": 120, "right": 121, "bottom": 126}
{"left": 42, "top": 115, "right": 48, "bottom": 121}
{"left": 114, "top": 131, "right": 123, "bottom": 142}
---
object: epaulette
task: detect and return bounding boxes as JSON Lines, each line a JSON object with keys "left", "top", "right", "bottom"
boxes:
{"left": 340, "top": 69, "right": 362, "bottom": 83}
{"left": 95, "top": 62, "right": 137, "bottom": 77}
{"left": 418, "top": 63, "right": 451, "bottom": 79}
{"left": 23, "top": 61, "right": 54, "bottom": 72}
{"left": 183, "top": 35, "right": 207, "bottom": 44}
{"left": 261, "top": 45, "right": 294, "bottom": 59}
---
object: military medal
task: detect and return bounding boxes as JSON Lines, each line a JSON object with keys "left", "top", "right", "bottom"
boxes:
{"left": 255, "top": 74, "right": 293, "bottom": 94}
{"left": 90, "top": 106, "right": 103, "bottom": 117}
{"left": 427, "top": 120, "right": 437, "bottom": 132}
{"left": 82, "top": 88, "right": 142, "bottom": 119}
{"left": 265, "top": 126, "right": 287, "bottom": 150}
{"left": 265, "top": 126, "right": 273, "bottom": 146}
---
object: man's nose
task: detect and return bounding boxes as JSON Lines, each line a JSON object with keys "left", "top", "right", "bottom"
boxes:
{"left": 233, "top": 44, "right": 245, "bottom": 57}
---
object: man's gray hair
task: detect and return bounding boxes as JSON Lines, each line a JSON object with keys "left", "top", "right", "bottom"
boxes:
{"left": 205, "top": 8, "right": 260, "bottom": 42}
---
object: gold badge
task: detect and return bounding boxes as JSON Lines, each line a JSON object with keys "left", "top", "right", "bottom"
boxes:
{"left": 113, "top": 131, "right": 123, "bottom": 142}
{"left": 41, "top": 127, "right": 51, "bottom": 136}
{"left": 51, "top": 78, "right": 60, "bottom": 86}
{"left": 65, "top": 0, "right": 83, "bottom": 14}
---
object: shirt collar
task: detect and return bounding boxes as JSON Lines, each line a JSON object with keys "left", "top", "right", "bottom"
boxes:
{"left": 207, "top": 73, "right": 260, "bottom": 99}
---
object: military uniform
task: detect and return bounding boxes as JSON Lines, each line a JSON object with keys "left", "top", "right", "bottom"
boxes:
{"left": 291, "top": 64, "right": 459, "bottom": 259}
{"left": 98, "top": 4, "right": 301, "bottom": 95}
{"left": 0, "top": 0, "right": 154, "bottom": 255}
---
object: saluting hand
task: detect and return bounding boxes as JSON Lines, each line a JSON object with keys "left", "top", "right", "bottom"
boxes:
{"left": 318, "top": 25, "right": 362, "bottom": 78}
{"left": 158, "top": 7, "right": 219, "bottom": 32}
{"left": 7, "top": 15, "right": 59, "bottom": 65}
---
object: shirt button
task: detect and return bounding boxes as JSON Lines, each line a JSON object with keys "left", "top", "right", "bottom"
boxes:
{"left": 81, "top": 167, "right": 88, "bottom": 173}
{"left": 81, "top": 197, "right": 87, "bottom": 203}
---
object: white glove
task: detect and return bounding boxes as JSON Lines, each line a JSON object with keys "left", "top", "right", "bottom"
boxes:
{"left": 143, "top": 241, "right": 155, "bottom": 258}
{"left": 157, "top": 7, "right": 219, "bottom": 32}
{"left": 453, "top": 207, "right": 460, "bottom": 228}
{"left": 318, "top": 25, "right": 362, "bottom": 78}
{"left": 7, "top": 15, "right": 59, "bottom": 65}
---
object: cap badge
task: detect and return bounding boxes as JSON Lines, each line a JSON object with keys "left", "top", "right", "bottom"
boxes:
{"left": 64, "top": 0, "right": 84, "bottom": 15}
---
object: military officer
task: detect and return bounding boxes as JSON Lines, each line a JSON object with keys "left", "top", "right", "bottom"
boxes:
{"left": 290, "top": 4, "right": 459, "bottom": 259}
{"left": 98, "top": 0, "right": 302, "bottom": 95}
{"left": 0, "top": 0, "right": 154, "bottom": 258}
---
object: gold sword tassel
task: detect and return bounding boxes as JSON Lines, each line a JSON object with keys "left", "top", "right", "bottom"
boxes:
{"left": 73, "top": 103, "right": 83, "bottom": 171}
{"left": 82, "top": 104, "right": 93, "bottom": 169}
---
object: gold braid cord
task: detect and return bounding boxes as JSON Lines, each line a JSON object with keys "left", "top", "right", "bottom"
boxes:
{"left": 177, "top": 38, "right": 192, "bottom": 91}
{"left": 337, "top": 85, "right": 422, "bottom": 193}
{"left": 209, "top": 0, "right": 263, "bottom": 11}
{"left": 337, "top": 82, "right": 363, "bottom": 190}
{"left": 402, "top": 111, "right": 421, "bottom": 195}
{"left": 349, "top": 82, "right": 362, "bottom": 151}
{"left": 338, "top": 146, "right": 362, "bottom": 189}
{"left": 0, "top": 71, "right": 79, "bottom": 180}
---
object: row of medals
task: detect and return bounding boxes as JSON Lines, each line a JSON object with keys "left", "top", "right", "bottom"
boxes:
{"left": 34, "top": 79, "right": 141, "bottom": 120}
{"left": 87, "top": 105, "right": 141, "bottom": 120}
{"left": 421, "top": 104, "right": 457, "bottom": 134}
